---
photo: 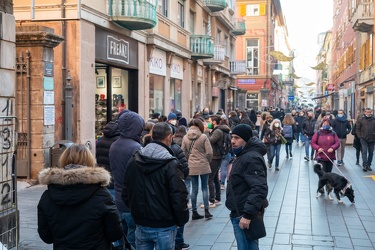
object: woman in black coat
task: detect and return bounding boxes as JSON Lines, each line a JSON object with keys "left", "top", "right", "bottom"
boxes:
{"left": 38, "top": 144, "right": 122, "bottom": 250}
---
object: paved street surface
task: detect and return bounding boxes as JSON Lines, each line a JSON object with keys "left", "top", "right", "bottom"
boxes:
{"left": 15, "top": 143, "right": 375, "bottom": 249}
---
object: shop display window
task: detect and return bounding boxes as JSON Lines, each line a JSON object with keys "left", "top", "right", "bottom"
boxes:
{"left": 95, "top": 65, "right": 129, "bottom": 140}
{"left": 149, "top": 74, "right": 164, "bottom": 116}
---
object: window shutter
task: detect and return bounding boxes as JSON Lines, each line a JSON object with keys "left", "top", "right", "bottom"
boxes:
{"left": 240, "top": 4, "right": 246, "bottom": 16}
{"left": 259, "top": 4, "right": 266, "bottom": 15}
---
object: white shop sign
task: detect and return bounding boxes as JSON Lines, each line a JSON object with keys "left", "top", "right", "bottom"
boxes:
{"left": 149, "top": 49, "right": 166, "bottom": 76}
{"left": 171, "top": 57, "right": 183, "bottom": 80}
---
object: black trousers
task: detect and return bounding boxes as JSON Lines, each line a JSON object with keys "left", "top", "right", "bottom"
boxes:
{"left": 318, "top": 160, "right": 333, "bottom": 173}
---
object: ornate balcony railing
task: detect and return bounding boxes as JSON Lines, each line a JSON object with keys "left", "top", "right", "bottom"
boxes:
{"left": 204, "top": 0, "right": 227, "bottom": 12}
{"left": 232, "top": 18, "right": 246, "bottom": 36}
{"left": 190, "top": 35, "right": 214, "bottom": 59}
{"left": 229, "top": 60, "right": 246, "bottom": 75}
{"left": 109, "top": 0, "right": 158, "bottom": 30}
{"left": 352, "top": 2, "right": 373, "bottom": 32}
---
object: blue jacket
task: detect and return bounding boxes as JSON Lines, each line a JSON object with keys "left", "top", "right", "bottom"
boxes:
{"left": 109, "top": 110, "right": 144, "bottom": 213}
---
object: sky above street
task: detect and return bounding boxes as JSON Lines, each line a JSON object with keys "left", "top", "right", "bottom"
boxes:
{"left": 280, "top": 0, "right": 333, "bottom": 85}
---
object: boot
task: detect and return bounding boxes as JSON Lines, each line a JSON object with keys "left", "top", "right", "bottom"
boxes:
{"left": 204, "top": 209, "right": 213, "bottom": 219}
{"left": 192, "top": 211, "right": 204, "bottom": 220}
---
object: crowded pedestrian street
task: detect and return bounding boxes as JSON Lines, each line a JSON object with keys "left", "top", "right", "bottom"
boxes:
{"left": 16, "top": 142, "right": 375, "bottom": 250}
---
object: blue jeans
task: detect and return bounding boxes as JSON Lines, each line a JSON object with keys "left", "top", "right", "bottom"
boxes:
{"left": 175, "top": 225, "right": 185, "bottom": 246}
{"left": 360, "top": 138, "right": 375, "bottom": 166}
{"left": 296, "top": 131, "right": 305, "bottom": 143}
{"left": 121, "top": 212, "right": 136, "bottom": 249}
{"left": 231, "top": 217, "right": 259, "bottom": 250}
{"left": 285, "top": 143, "right": 292, "bottom": 155}
{"left": 220, "top": 153, "right": 231, "bottom": 185}
{"left": 185, "top": 177, "right": 191, "bottom": 202}
{"left": 270, "top": 144, "right": 281, "bottom": 167}
{"left": 135, "top": 225, "right": 176, "bottom": 250}
{"left": 304, "top": 137, "right": 314, "bottom": 158}
{"left": 191, "top": 174, "right": 209, "bottom": 210}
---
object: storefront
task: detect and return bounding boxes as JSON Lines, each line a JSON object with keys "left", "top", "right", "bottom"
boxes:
{"left": 170, "top": 56, "right": 183, "bottom": 112}
{"left": 94, "top": 28, "right": 139, "bottom": 139}
{"left": 246, "top": 93, "right": 259, "bottom": 110}
{"left": 149, "top": 48, "right": 166, "bottom": 116}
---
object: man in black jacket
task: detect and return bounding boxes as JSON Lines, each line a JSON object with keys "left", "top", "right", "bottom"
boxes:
{"left": 226, "top": 124, "right": 268, "bottom": 249}
{"left": 356, "top": 108, "right": 375, "bottom": 171}
{"left": 332, "top": 109, "right": 352, "bottom": 166}
{"left": 123, "top": 122, "right": 189, "bottom": 249}
{"left": 302, "top": 111, "right": 316, "bottom": 161}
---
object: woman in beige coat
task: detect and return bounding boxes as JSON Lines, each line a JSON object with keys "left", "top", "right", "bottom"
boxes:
{"left": 182, "top": 119, "right": 213, "bottom": 220}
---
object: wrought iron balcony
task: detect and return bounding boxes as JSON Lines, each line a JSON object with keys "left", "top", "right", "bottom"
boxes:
{"left": 109, "top": 0, "right": 158, "bottom": 30}
{"left": 229, "top": 60, "right": 246, "bottom": 75}
{"left": 352, "top": 2, "right": 374, "bottom": 32}
{"left": 203, "top": 45, "right": 225, "bottom": 65}
{"left": 190, "top": 35, "right": 214, "bottom": 59}
{"left": 232, "top": 18, "right": 246, "bottom": 36}
{"left": 204, "top": 0, "right": 227, "bottom": 12}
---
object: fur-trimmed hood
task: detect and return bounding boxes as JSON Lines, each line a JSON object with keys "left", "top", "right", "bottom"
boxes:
{"left": 38, "top": 165, "right": 111, "bottom": 206}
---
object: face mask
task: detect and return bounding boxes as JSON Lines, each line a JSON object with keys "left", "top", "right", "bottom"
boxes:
{"left": 274, "top": 123, "right": 279, "bottom": 128}
{"left": 366, "top": 114, "right": 372, "bottom": 118}
{"left": 267, "top": 120, "right": 272, "bottom": 123}
{"left": 323, "top": 125, "right": 330, "bottom": 130}
{"left": 232, "top": 146, "right": 243, "bottom": 155}
{"left": 337, "top": 114, "right": 343, "bottom": 118}
{"left": 308, "top": 116, "right": 312, "bottom": 119}
{"left": 170, "top": 120, "right": 177, "bottom": 126}
{"left": 207, "top": 123, "right": 213, "bottom": 129}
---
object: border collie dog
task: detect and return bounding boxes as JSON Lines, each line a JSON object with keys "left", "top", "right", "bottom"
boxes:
{"left": 313, "top": 163, "right": 355, "bottom": 203}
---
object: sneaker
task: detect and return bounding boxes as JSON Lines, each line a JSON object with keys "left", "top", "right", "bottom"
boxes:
{"left": 290, "top": 152, "right": 293, "bottom": 159}
{"left": 268, "top": 162, "right": 272, "bottom": 168}
{"left": 214, "top": 200, "right": 222, "bottom": 205}
{"left": 220, "top": 185, "right": 225, "bottom": 190}
{"left": 337, "top": 160, "right": 343, "bottom": 166}
{"left": 363, "top": 164, "right": 368, "bottom": 172}
{"left": 286, "top": 154, "right": 289, "bottom": 159}
{"left": 367, "top": 165, "right": 372, "bottom": 171}
{"left": 175, "top": 243, "right": 190, "bottom": 250}
{"left": 209, "top": 202, "right": 216, "bottom": 208}
{"left": 275, "top": 167, "right": 279, "bottom": 171}
{"left": 304, "top": 156, "right": 309, "bottom": 161}
{"left": 356, "top": 161, "right": 359, "bottom": 165}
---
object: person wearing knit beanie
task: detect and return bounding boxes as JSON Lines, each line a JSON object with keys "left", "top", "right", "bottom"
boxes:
{"left": 167, "top": 112, "right": 178, "bottom": 126}
{"left": 231, "top": 124, "right": 253, "bottom": 142}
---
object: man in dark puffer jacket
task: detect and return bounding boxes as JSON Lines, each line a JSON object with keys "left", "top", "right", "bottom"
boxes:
{"left": 226, "top": 124, "right": 268, "bottom": 249}
{"left": 356, "top": 108, "right": 375, "bottom": 171}
{"left": 123, "top": 122, "right": 189, "bottom": 249}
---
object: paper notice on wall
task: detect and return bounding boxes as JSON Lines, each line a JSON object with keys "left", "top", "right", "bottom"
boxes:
{"left": 44, "top": 91, "right": 54, "bottom": 105}
{"left": 44, "top": 106, "right": 55, "bottom": 125}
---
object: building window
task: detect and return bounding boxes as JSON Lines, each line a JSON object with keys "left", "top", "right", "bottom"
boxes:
{"left": 246, "top": 4, "right": 259, "bottom": 16}
{"left": 190, "top": 11, "right": 195, "bottom": 34}
{"left": 203, "top": 21, "right": 207, "bottom": 35}
{"left": 161, "top": 0, "right": 168, "bottom": 17}
{"left": 246, "top": 39, "right": 259, "bottom": 75}
{"left": 178, "top": 1, "right": 185, "bottom": 28}
{"left": 217, "top": 29, "right": 222, "bottom": 44}
{"left": 225, "top": 35, "right": 229, "bottom": 56}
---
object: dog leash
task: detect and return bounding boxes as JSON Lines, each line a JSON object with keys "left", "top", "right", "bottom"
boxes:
{"left": 320, "top": 151, "right": 352, "bottom": 194}
{"left": 320, "top": 151, "right": 347, "bottom": 178}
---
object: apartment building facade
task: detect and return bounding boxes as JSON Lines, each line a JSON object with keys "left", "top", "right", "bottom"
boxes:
{"left": 234, "top": 0, "right": 291, "bottom": 111}
{"left": 330, "top": 0, "right": 374, "bottom": 119}
{"left": 13, "top": 0, "right": 242, "bottom": 178}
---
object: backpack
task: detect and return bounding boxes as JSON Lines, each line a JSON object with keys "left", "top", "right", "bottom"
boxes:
{"left": 219, "top": 131, "right": 232, "bottom": 155}
{"left": 283, "top": 125, "right": 293, "bottom": 139}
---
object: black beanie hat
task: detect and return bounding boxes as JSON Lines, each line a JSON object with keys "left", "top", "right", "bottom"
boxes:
{"left": 231, "top": 124, "right": 253, "bottom": 142}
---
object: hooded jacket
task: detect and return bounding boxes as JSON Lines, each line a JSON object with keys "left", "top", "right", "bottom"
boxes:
{"left": 38, "top": 165, "right": 122, "bottom": 250}
{"left": 264, "top": 119, "right": 283, "bottom": 145}
{"left": 311, "top": 128, "right": 340, "bottom": 161}
{"left": 122, "top": 141, "right": 189, "bottom": 228}
{"left": 109, "top": 110, "right": 144, "bottom": 213}
{"left": 96, "top": 121, "right": 120, "bottom": 189}
{"left": 225, "top": 137, "right": 268, "bottom": 220}
{"left": 181, "top": 126, "right": 213, "bottom": 176}
{"left": 331, "top": 115, "right": 351, "bottom": 139}
{"left": 206, "top": 124, "right": 231, "bottom": 160}
{"left": 355, "top": 115, "right": 375, "bottom": 142}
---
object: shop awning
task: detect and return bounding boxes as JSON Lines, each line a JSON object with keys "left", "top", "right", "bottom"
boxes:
{"left": 311, "top": 92, "right": 335, "bottom": 100}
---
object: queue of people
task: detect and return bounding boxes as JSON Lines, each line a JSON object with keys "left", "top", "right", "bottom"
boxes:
{"left": 36, "top": 106, "right": 375, "bottom": 250}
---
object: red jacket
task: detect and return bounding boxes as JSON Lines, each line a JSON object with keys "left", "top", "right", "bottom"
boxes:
{"left": 311, "top": 128, "right": 340, "bottom": 161}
